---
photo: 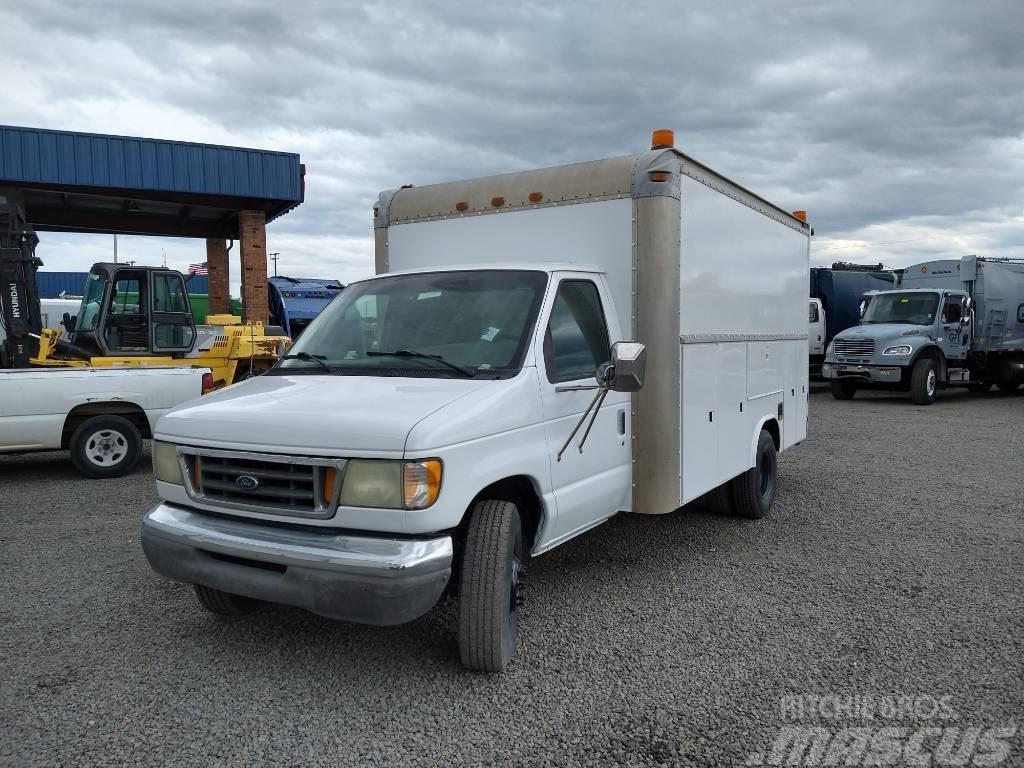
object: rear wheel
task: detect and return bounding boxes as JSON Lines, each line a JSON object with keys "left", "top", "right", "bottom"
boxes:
{"left": 69, "top": 415, "right": 142, "bottom": 478}
{"left": 910, "top": 358, "right": 938, "bottom": 405}
{"left": 457, "top": 500, "right": 525, "bottom": 673}
{"left": 729, "top": 430, "right": 778, "bottom": 519}
{"left": 194, "top": 585, "right": 259, "bottom": 616}
{"left": 829, "top": 379, "right": 858, "bottom": 400}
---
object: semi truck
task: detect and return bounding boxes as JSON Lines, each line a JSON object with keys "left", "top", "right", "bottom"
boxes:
{"left": 808, "top": 263, "right": 894, "bottom": 375}
{"left": 822, "top": 255, "right": 1024, "bottom": 404}
{"left": 140, "top": 130, "right": 811, "bottom": 672}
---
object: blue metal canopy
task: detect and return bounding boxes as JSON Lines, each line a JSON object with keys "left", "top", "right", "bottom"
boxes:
{"left": 0, "top": 125, "right": 304, "bottom": 238}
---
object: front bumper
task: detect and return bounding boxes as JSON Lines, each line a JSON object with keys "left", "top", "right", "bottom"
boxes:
{"left": 821, "top": 362, "right": 904, "bottom": 384}
{"left": 141, "top": 502, "right": 453, "bottom": 625}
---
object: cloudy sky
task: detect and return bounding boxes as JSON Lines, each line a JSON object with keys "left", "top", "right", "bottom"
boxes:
{"left": 2, "top": 1, "right": 1022, "bottom": 290}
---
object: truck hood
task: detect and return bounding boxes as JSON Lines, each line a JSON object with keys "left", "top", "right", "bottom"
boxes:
{"left": 155, "top": 373, "right": 490, "bottom": 456}
{"left": 835, "top": 323, "right": 931, "bottom": 343}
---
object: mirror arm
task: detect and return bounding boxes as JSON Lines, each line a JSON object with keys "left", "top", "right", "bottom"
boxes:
{"left": 554, "top": 383, "right": 601, "bottom": 392}
{"left": 556, "top": 386, "right": 607, "bottom": 462}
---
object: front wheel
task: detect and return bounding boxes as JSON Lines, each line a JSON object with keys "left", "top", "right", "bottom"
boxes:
{"left": 457, "top": 500, "right": 525, "bottom": 673}
{"left": 829, "top": 379, "right": 858, "bottom": 400}
{"left": 729, "top": 430, "right": 778, "bottom": 519}
{"left": 194, "top": 585, "right": 259, "bottom": 616}
{"left": 910, "top": 357, "right": 938, "bottom": 405}
{"left": 69, "top": 415, "right": 143, "bottom": 478}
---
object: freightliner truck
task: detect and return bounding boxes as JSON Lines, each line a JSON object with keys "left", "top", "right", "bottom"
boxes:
{"left": 822, "top": 255, "right": 1024, "bottom": 404}
{"left": 808, "top": 263, "right": 894, "bottom": 375}
{"left": 141, "top": 131, "right": 811, "bottom": 672}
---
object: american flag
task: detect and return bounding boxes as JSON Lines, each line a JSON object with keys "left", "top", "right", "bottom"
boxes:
{"left": 187, "top": 262, "right": 209, "bottom": 275}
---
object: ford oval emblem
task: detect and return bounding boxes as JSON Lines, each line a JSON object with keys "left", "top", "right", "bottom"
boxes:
{"left": 235, "top": 475, "right": 260, "bottom": 491}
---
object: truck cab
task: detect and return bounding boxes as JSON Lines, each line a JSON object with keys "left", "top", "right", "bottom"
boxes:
{"left": 822, "top": 288, "right": 972, "bottom": 404}
{"left": 808, "top": 298, "right": 826, "bottom": 372}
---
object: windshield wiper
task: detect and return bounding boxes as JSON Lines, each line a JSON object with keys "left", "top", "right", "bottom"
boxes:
{"left": 366, "top": 350, "right": 476, "bottom": 377}
{"left": 279, "top": 352, "right": 333, "bottom": 373}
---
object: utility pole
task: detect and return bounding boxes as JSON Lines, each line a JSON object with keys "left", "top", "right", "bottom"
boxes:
{"left": 269, "top": 251, "right": 280, "bottom": 277}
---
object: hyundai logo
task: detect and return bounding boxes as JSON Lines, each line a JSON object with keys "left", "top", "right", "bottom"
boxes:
{"left": 235, "top": 475, "right": 260, "bottom": 491}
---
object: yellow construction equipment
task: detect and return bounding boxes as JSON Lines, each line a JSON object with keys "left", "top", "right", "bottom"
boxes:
{"left": 30, "top": 263, "right": 289, "bottom": 387}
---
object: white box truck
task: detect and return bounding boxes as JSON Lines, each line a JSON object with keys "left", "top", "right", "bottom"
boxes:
{"left": 141, "top": 131, "right": 810, "bottom": 671}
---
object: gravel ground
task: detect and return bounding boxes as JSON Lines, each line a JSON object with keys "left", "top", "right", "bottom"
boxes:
{"left": 2, "top": 388, "right": 1022, "bottom": 767}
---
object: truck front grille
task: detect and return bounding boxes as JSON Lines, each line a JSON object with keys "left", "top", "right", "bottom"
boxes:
{"left": 182, "top": 450, "right": 344, "bottom": 519}
{"left": 834, "top": 338, "right": 875, "bottom": 360}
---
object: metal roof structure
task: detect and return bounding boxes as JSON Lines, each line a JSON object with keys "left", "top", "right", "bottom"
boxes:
{"left": 0, "top": 125, "right": 304, "bottom": 239}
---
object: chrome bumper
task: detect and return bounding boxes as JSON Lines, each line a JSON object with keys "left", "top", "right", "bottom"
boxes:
{"left": 821, "top": 362, "right": 903, "bottom": 383}
{"left": 141, "top": 502, "right": 453, "bottom": 625}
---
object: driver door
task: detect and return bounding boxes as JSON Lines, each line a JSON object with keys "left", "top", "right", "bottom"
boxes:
{"left": 538, "top": 277, "right": 631, "bottom": 545}
{"left": 939, "top": 295, "right": 970, "bottom": 361}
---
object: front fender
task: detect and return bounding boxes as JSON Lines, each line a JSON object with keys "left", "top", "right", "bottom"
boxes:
{"left": 908, "top": 343, "right": 946, "bottom": 378}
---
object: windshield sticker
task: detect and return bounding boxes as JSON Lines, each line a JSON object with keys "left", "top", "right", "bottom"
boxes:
{"left": 481, "top": 326, "right": 501, "bottom": 342}
{"left": 417, "top": 290, "right": 442, "bottom": 300}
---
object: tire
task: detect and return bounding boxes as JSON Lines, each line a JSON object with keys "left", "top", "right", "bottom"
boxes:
{"left": 910, "top": 357, "right": 938, "bottom": 405}
{"left": 69, "top": 415, "right": 143, "bottom": 479}
{"left": 457, "top": 500, "right": 525, "bottom": 673}
{"left": 968, "top": 381, "right": 993, "bottom": 393}
{"left": 698, "top": 482, "right": 733, "bottom": 515}
{"left": 997, "top": 381, "right": 1020, "bottom": 393}
{"left": 829, "top": 379, "right": 858, "bottom": 400}
{"left": 194, "top": 585, "right": 259, "bottom": 616}
{"left": 729, "top": 430, "right": 778, "bottom": 519}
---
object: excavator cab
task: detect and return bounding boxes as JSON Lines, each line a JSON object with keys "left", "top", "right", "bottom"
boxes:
{"left": 70, "top": 264, "right": 197, "bottom": 357}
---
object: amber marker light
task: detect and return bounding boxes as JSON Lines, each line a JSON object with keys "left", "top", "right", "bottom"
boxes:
{"left": 650, "top": 129, "right": 675, "bottom": 149}
{"left": 403, "top": 459, "right": 442, "bottom": 510}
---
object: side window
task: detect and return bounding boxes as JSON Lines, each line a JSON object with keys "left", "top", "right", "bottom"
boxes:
{"left": 809, "top": 302, "right": 819, "bottom": 323}
{"left": 153, "top": 273, "right": 190, "bottom": 314}
{"left": 942, "top": 299, "right": 962, "bottom": 325}
{"left": 110, "top": 278, "right": 142, "bottom": 315}
{"left": 544, "top": 280, "right": 610, "bottom": 383}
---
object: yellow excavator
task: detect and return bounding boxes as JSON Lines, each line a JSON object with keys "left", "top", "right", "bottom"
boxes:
{"left": 31, "top": 262, "right": 290, "bottom": 387}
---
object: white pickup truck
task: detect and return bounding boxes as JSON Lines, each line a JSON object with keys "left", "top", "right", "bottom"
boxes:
{"left": 141, "top": 132, "right": 810, "bottom": 672}
{"left": 0, "top": 366, "right": 211, "bottom": 477}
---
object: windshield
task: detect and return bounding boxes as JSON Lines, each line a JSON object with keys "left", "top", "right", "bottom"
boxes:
{"left": 861, "top": 292, "right": 940, "bottom": 326}
{"left": 273, "top": 269, "right": 549, "bottom": 377}
{"left": 75, "top": 271, "right": 106, "bottom": 332}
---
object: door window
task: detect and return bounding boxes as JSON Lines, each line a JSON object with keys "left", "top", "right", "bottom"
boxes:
{"left": 941, "top": 298, "right": 962, "bottom": 325}
{"left": 110, "top": 278, "right": 143, "bottom": 315}
{"left": 153, "top": 273, "right": 190, "bottom": 314}
{"left": 544, "top": 280, "right": 610, "bottom": 383}
{"left": 809, "top": 302, "right": 819, "bottom": 323}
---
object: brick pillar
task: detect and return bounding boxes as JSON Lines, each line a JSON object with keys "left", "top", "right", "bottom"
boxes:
{"left": 238, "top": 210, "right": 269, "bottom": 324}
{"left": 205, "top": 238, "right": 230, "bottom": 317}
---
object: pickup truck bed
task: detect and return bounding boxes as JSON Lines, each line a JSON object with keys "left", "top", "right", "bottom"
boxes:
{"left": 0, "top": 366, "right": 210, "bottom": 477}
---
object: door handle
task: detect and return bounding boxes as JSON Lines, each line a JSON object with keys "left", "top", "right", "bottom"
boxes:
{"left": 617, "top": 409, "right": 626, "bottom": 435}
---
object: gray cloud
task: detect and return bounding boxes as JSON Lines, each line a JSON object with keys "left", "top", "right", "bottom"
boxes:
{"left": 2, "top": 0, "right": 1022, "bottom": 283}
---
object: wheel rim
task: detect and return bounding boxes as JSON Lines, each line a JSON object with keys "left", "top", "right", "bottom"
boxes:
{"left": 504, "top": 523, "right": 525, "bottom": 660}
{"left": 926, "top": 369, "right": 937, "bottom": 397}
{"left": 84, "top": 428, "right": 128, "bottom": 467}
{"left": 758, "top": 446, "right": 776, "bottom": 499}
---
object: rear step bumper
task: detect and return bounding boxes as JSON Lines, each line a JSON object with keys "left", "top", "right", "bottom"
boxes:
{"left": 141, "top": 502, "right": 453, "bottom": 625}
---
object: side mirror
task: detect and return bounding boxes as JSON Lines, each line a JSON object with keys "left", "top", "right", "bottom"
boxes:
{"left": 602, "top": 341, "right": 647, "bottom": 392}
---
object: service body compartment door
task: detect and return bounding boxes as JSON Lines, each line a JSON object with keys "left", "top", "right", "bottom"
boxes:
{"left": 680, "top": 344, "right": 718, "bottom": 504}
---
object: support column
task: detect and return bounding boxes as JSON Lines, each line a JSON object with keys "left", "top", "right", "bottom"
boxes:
{"left": 238, "top": 210, "right": 269, "bottom": 324}
{"left": 205, "top": 238, "right": 230, "bottom": 317}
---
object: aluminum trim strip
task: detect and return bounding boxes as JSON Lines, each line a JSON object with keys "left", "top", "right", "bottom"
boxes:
{"left": 679, "top": 333, "right": 809, "bottom": 343}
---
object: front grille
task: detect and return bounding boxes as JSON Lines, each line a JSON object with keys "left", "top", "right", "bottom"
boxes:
{"left": 834, "top": 338, "right": 875, "bottom": 360}
{"left": 184, "top": 451, "right": 342, "bottom": 519}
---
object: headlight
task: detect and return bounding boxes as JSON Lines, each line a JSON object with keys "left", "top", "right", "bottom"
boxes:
{"left": 340, "top": 459, "right": 442, "bottom": 510}
{"left": 883, "top": 345, "right": 913, "bottom": 356}
{"left": 153, "top": 441, "right": 184, "bottom": 485}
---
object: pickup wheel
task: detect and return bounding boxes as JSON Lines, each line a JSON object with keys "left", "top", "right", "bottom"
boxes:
{"left": 194, "top": 585, "right": 259, "bottom": 616}
{"left": 910, "top": 357, "right": 938, "bottom": 405}
{"left": 829, "top": 379, "right": 858, "bottom": 400}
{"left": 457, "top": 500, "right": 525, "bottom": 673}
{"left": 69, "top": 415, "right": 143, "bottom": 479}
{"left": 729, "top": 430, "right": 778, "bottom": 519}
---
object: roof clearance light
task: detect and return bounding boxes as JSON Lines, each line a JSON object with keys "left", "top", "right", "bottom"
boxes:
{"left": 651, "top": 129, "right": 675, "bottom": 149}
{"left": 648, "top": 171, "right": 670, "bottom": 182}
{"left": 491, "top": 196, "right": 505, "bottom": 208}
{"left": 529, "top": 192, "right": 543, "bottom": 203}
{"left": 921, "top": 266, "right": 928, "bottom": 273}
{"left": 792, "top": 210, "right": 807, "bottom": 222}
{"left": 456, "top": 202, "right": 469, "bottom": 212}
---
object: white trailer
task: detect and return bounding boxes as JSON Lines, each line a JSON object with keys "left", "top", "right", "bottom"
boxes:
{"left": 141, "top": 131, "right": 810, "bottom": 671}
